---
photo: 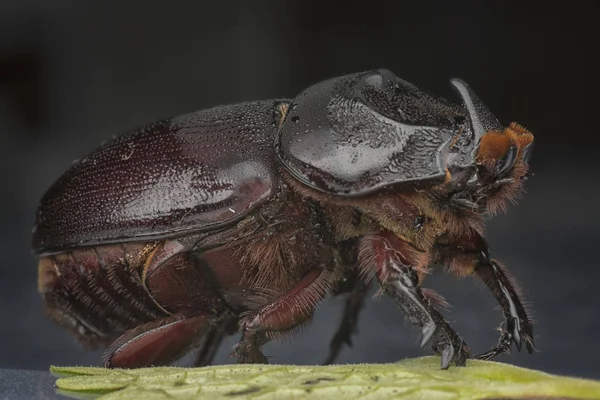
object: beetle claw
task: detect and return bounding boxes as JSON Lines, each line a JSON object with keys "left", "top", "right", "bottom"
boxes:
{"left": 440, "top": 343, "right": 454, "bottom": 370}
{"left": 525, "top": 335, "right": 536, "bottom": 354}
{"left": 509, "top": 317, "right": 522, "bottom": 351}
{"left": 431, "top": 331, "right": 469, "bottom": 369}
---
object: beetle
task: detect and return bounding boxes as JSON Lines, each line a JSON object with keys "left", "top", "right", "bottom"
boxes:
{"left": 34, "top": 69, "right": 535, "bottom": 370}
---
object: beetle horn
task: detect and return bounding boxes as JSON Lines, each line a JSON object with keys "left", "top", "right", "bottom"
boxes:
{"left": 450, "top": 79, "right": 503, "bottom": 142}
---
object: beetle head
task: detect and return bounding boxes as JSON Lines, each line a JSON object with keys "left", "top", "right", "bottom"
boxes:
{"left": 447, "top": 80, "right": 535, "bottom": 215}
{"left": 277, "top": 69, "right": 462, "bottom": 196}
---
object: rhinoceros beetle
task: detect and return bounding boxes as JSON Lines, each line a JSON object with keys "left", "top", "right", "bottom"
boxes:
{"left": 33, "top": 69, "right": 535, "bottom": 370}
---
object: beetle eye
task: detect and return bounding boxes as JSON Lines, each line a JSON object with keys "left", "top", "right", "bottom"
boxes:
{"left": 495, "top": 145, "right": 517, "bottom": 176}
{"left": 522, "top": 142, "right": 534, "bottom": 164}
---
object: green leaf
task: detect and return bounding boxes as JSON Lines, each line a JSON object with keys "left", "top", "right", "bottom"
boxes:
{"left": 50, "top": 356, "right": 600, "bottom": 399}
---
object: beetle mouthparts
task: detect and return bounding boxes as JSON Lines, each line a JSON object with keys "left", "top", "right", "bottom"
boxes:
{"left": 508, "top": 122, "right": 532, "bottom": 136}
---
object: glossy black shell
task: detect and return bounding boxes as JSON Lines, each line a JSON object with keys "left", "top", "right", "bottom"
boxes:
{"left": 276, "top": 69, "right": 501, "bottom": 196}
{"left": 33, "top": 100, "right": 286, "bottom": 254}
{"left": 34, "top": 69, "right": 503, "bottom": 254}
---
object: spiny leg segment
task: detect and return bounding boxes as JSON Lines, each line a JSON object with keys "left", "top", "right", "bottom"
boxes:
{"left": 433, "top": 229, "right": 535, "bottom": 360}
{"left": 359, "top": 230, "right": 469, "bottom": 369}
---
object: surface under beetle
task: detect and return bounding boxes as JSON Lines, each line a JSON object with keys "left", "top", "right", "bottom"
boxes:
{"left": 33, "top": 69, "right": 535, "bottom": 370}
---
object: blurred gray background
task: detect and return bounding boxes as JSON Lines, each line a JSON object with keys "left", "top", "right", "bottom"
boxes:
{"left": 1, "top": 0, "right": 599, "bottom": 380}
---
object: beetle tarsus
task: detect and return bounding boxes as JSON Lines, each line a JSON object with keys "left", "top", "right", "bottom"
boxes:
{"left": 323, "top": 279, "right": 370, "bottom": 365}
{"left": 233, "top": 332, "right": 270, "bottom": 364}
{"left": 475, "top": 331, "right": 511, "bottom": 360}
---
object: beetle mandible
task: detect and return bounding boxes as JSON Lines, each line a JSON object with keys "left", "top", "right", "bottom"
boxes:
{"left": 33, "top": 69, "right": 535, "bottom": 369}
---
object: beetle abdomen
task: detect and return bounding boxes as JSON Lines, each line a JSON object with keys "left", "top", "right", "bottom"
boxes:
{"left": 38, "top": 242, "right": 167, "bottom": 347}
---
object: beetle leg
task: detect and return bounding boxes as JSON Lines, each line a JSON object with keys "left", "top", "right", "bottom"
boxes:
{"left": 233, "top": 332, "right": 271, "bottom": 364}
{"left": 359, "top": 231, "right": 469, "bottom": 369}
{"left": 433, "top": 230, "right": 535, "bottom": 360}
{"left": 234, "top": 268, "right": 332, "bottom": 364}
{"left": 194, "top": 325, "right": 224, "bottom": 367}
{"left": 473, "top": 257, "right": 535, "bottom": 359}
{"left": 194, "top": 312, "right": 239, "bottom": 367}
{"left": 323, "top": 278, "right": 371, "bottom": 365}
{"left": 103, "top": 314, "right": 212, "bottom": 368}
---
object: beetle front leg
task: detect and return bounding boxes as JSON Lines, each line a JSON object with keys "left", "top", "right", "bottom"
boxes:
{"left": 434, "top": 230, "right": 535, "bottom": 360}
{"left": 474, "top": 258, "right": 534, "bottom": 360}
{"left": 234, "top": 268, "right": 332, "bottom": 364}
{"left": 360, "top": 231, "right": 469, "bottom": 369}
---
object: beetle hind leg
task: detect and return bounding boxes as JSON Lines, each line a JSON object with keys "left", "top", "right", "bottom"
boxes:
{"left": 103, "top": 313, "right": 213, "bottom": 368}
{"left": 103, "top": 240, "right": 240, "bottom": 368}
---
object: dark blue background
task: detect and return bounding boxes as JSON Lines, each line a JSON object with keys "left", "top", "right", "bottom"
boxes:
{"left": 1, "top": 0, "right": 598, "bottom": 379}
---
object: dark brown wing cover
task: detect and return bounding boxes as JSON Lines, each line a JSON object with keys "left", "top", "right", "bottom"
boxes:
{"left": 33, "top": 100, "right": 286, "bottom": 254}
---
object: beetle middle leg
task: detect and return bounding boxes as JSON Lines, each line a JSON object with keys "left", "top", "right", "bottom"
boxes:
{"left": 194, "top": 312, "right": 239, "bottom": 367}
{"left": 433, "top": 230, "right": 535, "bottom": 360}
{"left": 359, "top": 230, "right": 469, "bottom": 369}
{"left": 234, "top": 268, "right": 333, "bottom": 364}
{"left": 323, "top": 272, "right": 371, "bottom": 365}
